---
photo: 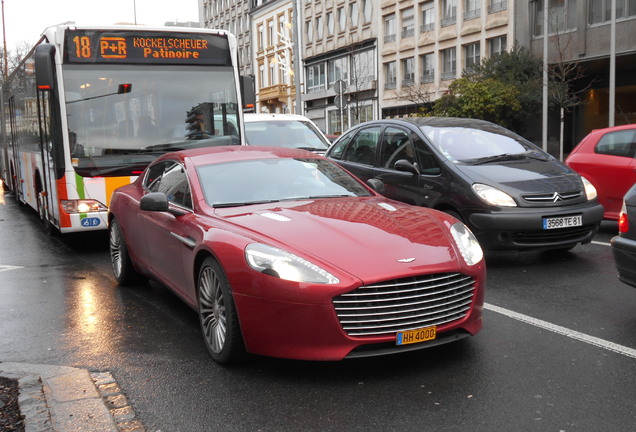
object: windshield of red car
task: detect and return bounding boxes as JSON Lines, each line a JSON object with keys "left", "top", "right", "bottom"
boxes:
{"left": 196, "top": 157, "right": 372, "bottom": 207}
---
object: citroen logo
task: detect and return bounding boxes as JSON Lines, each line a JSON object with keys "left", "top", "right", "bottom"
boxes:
{"left": 551, "top": 192, "right": 564, "bottom": 202}
{"left": 397, "top": 258, "right": 416, "bottom": 263}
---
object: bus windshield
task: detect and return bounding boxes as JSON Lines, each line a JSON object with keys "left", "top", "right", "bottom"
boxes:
{"left": 63, "top": 64, "right": 240, "bottom": 177}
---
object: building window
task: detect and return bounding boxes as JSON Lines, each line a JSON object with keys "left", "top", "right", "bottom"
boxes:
{"left": 441, "top": 47, "right": 456, "bottom": 80}
{"left": 384, "top": 14, "right": 396, "bottom": 43}
{"left": 259, "top": 63, "right": 265, "bottom": 89}
{"left": 316, "top": 15, "right": 323, "bottom": 40}
{"left": 350, "top": 2, "right": 359, "bottom": 27}
{"left": 352, "top": 49, "right": 375, "bottom": 85}
{"left": 401, "top": 57, "right": 415, "bottom": 87}
{"left": 328, "top": 57, "right": 349, "bottom": 88}
{"left": 464, "top": 42, "right": 480, "bottom": 71}
{"left": 268, "top": 20, "right": 275, "bottom": 46}
{"left": 327, "top": 12, "right": 335, "bottom": 36}
{"left": 306, "top": 20, "right": 313, "bottom": 42}
{"left": 464, "top": 0, "right": 481, "bottom": 20}
{"left": 533, "top": 0, "right": 577, "bottom": 36}
{"left": 442, "top": 0, "right": 457, "bottom": 27}
{"left": 338, "top": 7, "right": 346, "bottom": 32}
{"left": 420, "top": 53, "right": 435, "bottom": 83}
{"left": 488, "top": 35, "right": 507, "bottom": 57}
{"left": 421, "top": 2, "right": 435, "bottom": 32}
{"left": 589, "top": 0, "right": 636, "bottom": 24}
{"left": 269, "top": 61, "right": 277, "bottom": 86}
{"left": 384, "top": 61, "right": 397, "bottom": 89}
{"left": 307, "top": 63, "right": 326, "bottom": 93}
{"left": 258, "top": 25, "right": 264, "bottom": 50}
{"left": 401, "top": 7, "right": 415, "bottom": 38}
{"left": 363, "top": 0, "right": 373, "bottom": 23}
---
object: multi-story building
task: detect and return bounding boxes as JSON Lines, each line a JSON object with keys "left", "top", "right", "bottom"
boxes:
{"left": 251, "top": 0, "right": 298, "bottom": 114}
{"left": 379, "top": 0, "right": 512, "bottom": 117}
{"left": 515, "top": 0, "right": 636, "bottom": 150}
{"left": 200, "top": 0, "right": 253, "bottom": 76}
{"left": 301, "top": 0, "right": 379, "bottom": 135}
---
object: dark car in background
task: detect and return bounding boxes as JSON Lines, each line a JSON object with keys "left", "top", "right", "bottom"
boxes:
{"left": 611, "top": 184, "right": 636, "bottom": 288}
{"left": 326, "top": 117, "right": 604, "bottom": 252}
{"left": 565, "top": 124, "right": 636, "bottom": 220}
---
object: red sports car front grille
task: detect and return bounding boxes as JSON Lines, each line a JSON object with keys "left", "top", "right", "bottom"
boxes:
{"left": 332, "top": 273, "right": 476, "bottom": 337}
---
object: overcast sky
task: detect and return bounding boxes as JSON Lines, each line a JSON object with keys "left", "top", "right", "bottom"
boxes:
{"left": 1, "top": 0, "right": 200, "bottom": 51}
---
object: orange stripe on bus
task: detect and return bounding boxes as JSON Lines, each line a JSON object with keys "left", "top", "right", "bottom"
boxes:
{"left": 105, "top": 177, "right": 132, "bottom": 206}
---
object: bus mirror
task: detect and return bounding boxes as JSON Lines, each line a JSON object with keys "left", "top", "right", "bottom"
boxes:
{"left": 117, "top": 83, "right": 132, "bottom": 94}
{"left": 35, "top": 44, "right": 57, "bottom": 92}
{"left": 240, "top": 75, "right": 255, "bottom": 111}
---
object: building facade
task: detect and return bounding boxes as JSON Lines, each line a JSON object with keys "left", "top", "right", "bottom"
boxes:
{"left": 515, "top": 0, "right": 636, "bottom": 150}
{"left": 301, "top": 0, "right": 379, "bottom": 135}
{"left": 251, "top": 0, "right": 298, "bottom": 114}
{"left": 379, "top": 0, "right": 512, "bottom": 117}
{"left": 200, "top": 0, "right": 253, "bottom": 76}
{"left": 199, "top": 0, "right": 636, "bottom": 151}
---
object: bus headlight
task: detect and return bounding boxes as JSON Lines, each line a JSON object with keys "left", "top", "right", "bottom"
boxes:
{"left": 61, "top": 199, "right": 108, "bottom": 214}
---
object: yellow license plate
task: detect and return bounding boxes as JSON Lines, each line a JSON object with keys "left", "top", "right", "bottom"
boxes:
{"left": 396, "top": 326, "right": 437, "bottom": 346}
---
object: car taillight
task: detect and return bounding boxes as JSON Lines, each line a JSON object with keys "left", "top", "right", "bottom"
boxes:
{"left": 618, "top": 202, "right": 628, "bottom": 234}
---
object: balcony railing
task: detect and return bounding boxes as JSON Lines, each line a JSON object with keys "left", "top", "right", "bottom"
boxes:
{"left": 384, "top": 34, "right": 396, "bottom": 43}
{"left": 384, "top": 80, "right": 397, "bottom": 90}
{"left": 401, "top": 27, "right": 415, "bottom": 38}
{"left": 464, "top": 9, "right": 481, "bottom": 21}
{"left": 441, "top": 16, "right": 456, "bottom": 27}
{"left": 441, "top": 71, "right": 456, "bottom": 81}
{"left": 420, "top": 73, "right": 435, "bottom": 84}
{"left": 420, "top": 23, "right": 434, "bottom": 33}
{"left": 259, "top": 84, "right": 290, "bottom": 101}
{"left": 488, "top": 0, "right": 507, "bottom": 14}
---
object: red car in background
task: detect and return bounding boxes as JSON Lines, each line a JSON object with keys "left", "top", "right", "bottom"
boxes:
{"left": 108, "top": 146, "right": 486, "bottom": 364}
{"left": 566, "top": 124, "right": 636, "bottom": 220}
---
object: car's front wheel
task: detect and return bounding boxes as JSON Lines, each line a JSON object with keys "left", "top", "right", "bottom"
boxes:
{"left": 109, "top": 218, "right": 144, "bottom": 285}
{"left": 197, "top": 257, "right": 245, "bottom": 364}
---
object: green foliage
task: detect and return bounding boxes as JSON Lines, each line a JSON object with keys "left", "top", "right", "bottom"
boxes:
{"left": 432, "top": 43, "right": 544, "bottom": 133}
{"left": 431, "top": 77, "right": 522, "bottom": 130}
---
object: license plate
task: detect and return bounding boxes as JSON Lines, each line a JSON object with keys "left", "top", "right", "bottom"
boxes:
{"left": 396, "top": 326, "right": 436, "bottom": 346}
{"left": 542, "top": 215, "right": 582, "bottom": 230}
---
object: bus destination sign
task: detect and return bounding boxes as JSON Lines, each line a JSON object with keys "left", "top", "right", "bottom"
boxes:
{"left": 64, "top": 30, "right": 231, "bottom": 65}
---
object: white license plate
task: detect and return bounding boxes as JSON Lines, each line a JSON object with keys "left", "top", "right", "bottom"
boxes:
{"left": 542, "top": 215, "right": 582, "bottom": 230}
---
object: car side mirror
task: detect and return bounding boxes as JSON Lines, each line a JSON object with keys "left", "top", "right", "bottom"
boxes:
{"left": 367, "top": 178, "right": 385, "bottom": 194}
{"left": 140, "top": 192, "right": 170, "bottom": 212}
{"left": 394, "top": 159, "right": 420, "bottom": 175}
{"left": 141, "top": 192, "right": 188, "bottom": 216}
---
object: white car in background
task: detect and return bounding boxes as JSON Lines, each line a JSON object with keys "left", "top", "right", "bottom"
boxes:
{"left": 243, "top": 113, "right": 330, "bottom": 153}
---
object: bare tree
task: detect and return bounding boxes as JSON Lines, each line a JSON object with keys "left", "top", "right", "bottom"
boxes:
{"left": 1, "top": 40, "right": 34, "bottom": 84}
{"left": 547, "top": 20, "right": 593, "bottom": 160}
{"left": 396, "top": 82, "right": 434, "bottom": 114}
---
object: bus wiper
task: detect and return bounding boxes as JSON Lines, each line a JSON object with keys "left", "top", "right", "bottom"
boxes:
{"left": 212, "top": 199, "right": 281, "bottom": 208}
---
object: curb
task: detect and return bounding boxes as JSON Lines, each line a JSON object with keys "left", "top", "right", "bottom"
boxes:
{"left": 0, "top": 362, "right": 145, "bottom": 432}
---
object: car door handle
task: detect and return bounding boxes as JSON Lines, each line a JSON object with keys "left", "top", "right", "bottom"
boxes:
{"left": 170, "top": 232, "right": 196, "bottom": 249}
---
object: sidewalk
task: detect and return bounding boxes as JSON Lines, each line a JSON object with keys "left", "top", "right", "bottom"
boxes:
{"left": 0, "top": 362, "right": 144, "bottom": 432}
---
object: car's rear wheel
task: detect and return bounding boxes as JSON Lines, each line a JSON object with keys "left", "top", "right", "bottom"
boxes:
{"left": 197, "top": 257, "right": 245, "bottom": 364}
{"left": 109, "top": 218, "right": 144, "bottom": 285}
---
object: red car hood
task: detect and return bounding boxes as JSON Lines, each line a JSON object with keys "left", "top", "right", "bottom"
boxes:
{"left": 214, "top": 197, "right": 461, "bottom": 283}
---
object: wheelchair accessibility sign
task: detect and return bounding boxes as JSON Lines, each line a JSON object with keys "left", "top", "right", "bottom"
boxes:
{"left": 81, "top": 217, "right": 102, "bottom": 227}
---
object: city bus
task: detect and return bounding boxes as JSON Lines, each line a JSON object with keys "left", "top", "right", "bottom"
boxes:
{"left": 0, "top": 24, "right": 254, "bottom": 233}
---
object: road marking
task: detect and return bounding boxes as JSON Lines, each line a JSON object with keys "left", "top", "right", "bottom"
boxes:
{"left": 592, "top": 240, "right": 611, "bottom": 246}
{"left": 484, "top": 303, "right": 636, "bottom": 359}
{"left": 0, "top": 265, "right": 24, "bottom": 273}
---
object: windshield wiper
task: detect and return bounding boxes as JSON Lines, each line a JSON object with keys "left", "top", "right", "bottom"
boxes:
{"left": 467, "top": 151, "right": 548, "bottom": 165}
{"left": 212, "top": 199, "right": 281, "bottom": 208}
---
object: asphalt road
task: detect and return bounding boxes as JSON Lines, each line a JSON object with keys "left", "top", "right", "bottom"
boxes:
{"left": 1, "top": 188, "right": 635, "bottom": 432}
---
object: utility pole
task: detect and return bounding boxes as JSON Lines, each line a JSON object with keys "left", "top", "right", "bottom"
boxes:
{"left": 542, "top": 0, "right": 549, "bottom": 152}
{"left": 609, "top": 0, "right": 616, "bottom": 127}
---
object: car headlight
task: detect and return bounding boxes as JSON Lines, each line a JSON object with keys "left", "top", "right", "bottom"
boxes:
{"left": 580, "top": 176, "right": 598, "bottom": 201}
{"left": 450, "top": 222, "right": 483, "bottom": 266}
{"left": 472, "top": 183, "right": 517, "bottom": 207}
{"left": 245, "top": 243, "right": 339, "bottom": 284}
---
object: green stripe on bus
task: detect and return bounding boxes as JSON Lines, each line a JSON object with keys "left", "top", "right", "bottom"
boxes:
{"left": 75, "top": 173, "right": 85, "bottom": 199}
